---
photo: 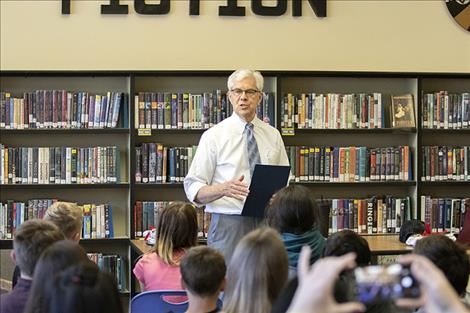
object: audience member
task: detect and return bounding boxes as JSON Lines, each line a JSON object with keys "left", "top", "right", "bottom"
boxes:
{"left": 133, "top": 201, "right": 198, "bottom": 291}
{"left": 396, "top": 254, "right": 470, "bottom": 313}
{"left": 180, "top": 246, "right": 226, "bottom": 313}
{"left": 286, "top": 247, "right": 365, "bottom": 313}
{"left": 44, "top": 201, "right": 84, "bottom": 241}
{"left": 48, "top": 262, "right": 123, "bottom": 313}
{"left": 12, "top": 201, "right": 84, "bottom": 287}
{"left": 23, "top": 240, "right": 91, "bottom": 313}
{"left": 272, "top": 230, "right": 371, "bottom": 313}
{"left": 266, "top": 185, "right": 326, "bottom": 277}
{"left": 223, "top": 227, "right": 288, "bottom": 313}
{"left": 413, "top": 235, "right": 470, "bottom": 307}
{"left": 0, "top": 220, "right": 64, "bottom": 313}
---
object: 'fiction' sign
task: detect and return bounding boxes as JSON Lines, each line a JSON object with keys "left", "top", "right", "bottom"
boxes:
{"left": 61, "top": 0, "right": 327, "bottom": 18}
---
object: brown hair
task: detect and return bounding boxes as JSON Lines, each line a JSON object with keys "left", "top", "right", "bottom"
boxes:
{"left": 266, "top": 185, "right": 319, "bottom": 234}
{"left": 154, "top": 202, "right": 198, "bottom": 265}
{"left": 223, "top": 227, "right": 288, "bottom": 313}
{"left": 44, "top": 202, "right": 83, "bottom": 239}
{"left": 13, "top": 219, "right": 64, "bottom": 276}
{"left": 180, "top": 246, "right": 226, "bottom": 297}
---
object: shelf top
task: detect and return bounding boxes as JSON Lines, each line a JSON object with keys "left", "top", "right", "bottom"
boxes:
{"left": 1, "top": 183, "right": 130, "bottom": 189}
{"left": 0, "top": 128, "right": 130, "bottom": 135}
{"left": 290, "top": 128, "right": 416, "bottom": 134}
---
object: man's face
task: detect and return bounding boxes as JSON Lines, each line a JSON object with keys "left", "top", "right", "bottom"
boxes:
{"left": 228, "top": 76, "right": 262, "bottom": 122}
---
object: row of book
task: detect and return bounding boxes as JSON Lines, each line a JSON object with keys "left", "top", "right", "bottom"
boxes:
{"left": 0, "top": 145, "right": 119, "bottom": 185}
{"left": 281, "top": 93, "right": 385, "bottom": 129}
{"left": 87, "top": 253, "right": 126, "bottom": 291}
{"left": 133, "top": 201, "right": 211, "bottom": 238}
{"left": 421, "top": 146, "right": 470, "bottom": 181}
{"left": 135, "top": 144, "right": 197, "bottom": 184}
{"left": 82, "top": 203, "right": 114, "bottom": 239}
{"left": 0, "top": 91, "right": 125, "bottom": 129}
{"left": 421, "top": 92, "right": 470, "bottom": 129}
{"left": 134, "top": 91, "right": 275, "bottom": 129}
{"left": 420, "top": 196, "right": 469, "bottom": 233}
{"left": 325, "top": 196, "right": 413, "bottom": 234}
{"left": 286, "top": 146, "right": 412, "bottom": 182}
{"left": 0, "top": 199, "right": 115, "bottom": 239}
{"left": 0, "top": 199, "right": 56, "bottom": 239}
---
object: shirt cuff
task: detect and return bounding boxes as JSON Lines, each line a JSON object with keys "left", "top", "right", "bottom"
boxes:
{"left": 186, "top": 181, "right": 207, "bottom": 207}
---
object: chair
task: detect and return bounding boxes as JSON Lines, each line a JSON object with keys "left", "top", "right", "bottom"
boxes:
{"left": 130, "top": 290, "right": 223, "bottom": 313}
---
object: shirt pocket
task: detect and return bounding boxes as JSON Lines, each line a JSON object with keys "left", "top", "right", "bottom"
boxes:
{"left": 263, "top": 145, "right": 280, "bottom": 164}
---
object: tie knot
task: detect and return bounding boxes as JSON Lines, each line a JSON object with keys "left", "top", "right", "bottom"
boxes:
{"left": 245, "top": 123, "right": 254, "bottom": 131}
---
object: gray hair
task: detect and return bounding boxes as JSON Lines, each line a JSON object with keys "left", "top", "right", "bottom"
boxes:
{"left": 227, "top": 69, "right": 264, "bottom": 91}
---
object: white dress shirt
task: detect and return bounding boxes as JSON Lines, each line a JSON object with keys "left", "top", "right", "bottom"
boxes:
{"left": 184, "top": 113, "right": 289, "bottom": 215}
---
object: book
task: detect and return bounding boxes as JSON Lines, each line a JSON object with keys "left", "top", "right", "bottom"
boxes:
{"left": 391, "top": 94, "right": 415, "bottom": 128}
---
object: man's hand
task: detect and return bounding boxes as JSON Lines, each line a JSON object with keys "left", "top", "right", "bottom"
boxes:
{"left": 219, "top": 175, "right": 249, "bottom": 200}
{"left": 194, "top": 175, "right": 249, "bottom": 204}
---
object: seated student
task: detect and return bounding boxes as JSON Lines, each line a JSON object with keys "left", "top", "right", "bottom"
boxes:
{"left": 0, "top": 220, "right": 64, "bottom": 313}
{"left": 47, "top": 262, "right": 124, "bottom": 313}
{"left": 44, "top": 201, "right": 84, "bottom": 242}
{"left": 413, "top": 235, "right": 470, "bottom": 309}
{"left": 24, "top": 240, "right": 91, "bottom": 313}
{"left": 266, "top": 185, "right": 326, "bottom": 277}
{"left": 285, "top": 248, "right": 470, "bottom": 313}
{"left": 272, "top": 229, "right": 371, "bottom": 313}
{"left": 223, "top": 227, "right": 288, "bottom": 313}
{"left": 12, "top": 201, "right": 84, "bottom": 287}
{"left": 180, "top": 246, "right": 226, "bottom": 313}
{"left": 133, "top": 201, "right": 198, "bottom": 291}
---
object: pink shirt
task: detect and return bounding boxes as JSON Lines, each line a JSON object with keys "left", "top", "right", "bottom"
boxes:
{"left": 133, "top": 251, "right": 185, "bottom": 292}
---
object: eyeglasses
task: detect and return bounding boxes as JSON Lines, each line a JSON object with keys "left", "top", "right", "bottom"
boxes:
{"left": 230, "top": 88, "right": 260, "bottom": 97}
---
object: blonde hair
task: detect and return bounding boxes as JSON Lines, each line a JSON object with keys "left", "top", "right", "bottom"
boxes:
{"left": 154, "top": 202, "right": 198, "bottom": 266}
{"left": 223, "top": 227, "right": 288, "bottom": 313}
{"left": 44, "top": 202, "right": 83, "bottom": 239}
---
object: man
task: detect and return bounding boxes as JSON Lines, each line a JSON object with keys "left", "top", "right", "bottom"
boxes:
{"left": 0, "top": 219, "right": 64, "bottom": 313}
{"left": 184, "top": 69, "right": 289, "bottom": 261}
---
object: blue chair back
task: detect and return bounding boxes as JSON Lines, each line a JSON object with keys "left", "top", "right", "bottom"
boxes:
{"left": 130, "top": 290, "right": 223, "bottom": 313}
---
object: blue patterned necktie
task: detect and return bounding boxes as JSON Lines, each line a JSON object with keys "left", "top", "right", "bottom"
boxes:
{"left": 245, "top": 122, "right": 261, "bottom": 176}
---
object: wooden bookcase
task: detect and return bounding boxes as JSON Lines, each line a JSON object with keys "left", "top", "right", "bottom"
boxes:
{"left": 1, "top": 71, "right": 469, "bottom": 299}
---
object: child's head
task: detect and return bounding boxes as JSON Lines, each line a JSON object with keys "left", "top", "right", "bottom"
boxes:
{"left": 414, "top": 235, "right": 470, "bottom": 297}
{"left": 155, "top": 201, "right": 198, "bottom": 265}
{"left": 44, "top": 201, "right": 83, "bottom": 241}
{"left": 48, "top": 262, "right": 123, "bottom": 313}
{"left": 24, "top": 240, "right": 91, "bottom": 313}
{"left": 323, "top": 230, "right": 371, "bottom": 266}
{"left": 267, "top": 185, "right": 319, "bottom": 235}
{"left": 180, "top": 246, "right": 226, "bottom": 298}
{"left": 224, "top": 227, "right": 288, "bottom": 313}
{"left": 12, "top": 219, "right": 65, "bottom": 277}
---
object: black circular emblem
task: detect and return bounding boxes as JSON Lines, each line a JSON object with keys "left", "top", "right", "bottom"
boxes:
{"left": 446, "top": 0, "right": 470, "bottom": 31}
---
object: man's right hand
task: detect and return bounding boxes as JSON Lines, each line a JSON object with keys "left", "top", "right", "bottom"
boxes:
{"left": 220, "top": 175, "right": 249, "bottom": 200}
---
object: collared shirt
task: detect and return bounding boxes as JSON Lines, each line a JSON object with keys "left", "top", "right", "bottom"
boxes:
{"left": 184, "top": 113, "right": 289, "bottom": 215}
{"left": 0, "top": 277, "right": 32, "bottom": 313}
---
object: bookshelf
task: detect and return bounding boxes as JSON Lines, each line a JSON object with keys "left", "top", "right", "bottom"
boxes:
{"left": 1, "top": 71, "right": 469, "bottom": 297}
{"left": 0, "top": 72, "right": 132, "bottom": 295}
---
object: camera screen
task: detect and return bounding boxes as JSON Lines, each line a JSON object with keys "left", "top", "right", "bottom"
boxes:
{"left": 354, "top": 264, "right": 420, "bottom": 304}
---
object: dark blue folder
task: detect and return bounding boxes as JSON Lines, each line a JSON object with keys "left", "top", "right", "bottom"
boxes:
{"left": 241, "top": 164, "right": 291, "bottom": 218}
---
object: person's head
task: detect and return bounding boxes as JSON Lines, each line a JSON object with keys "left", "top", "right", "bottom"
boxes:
{"left": 48, "top": 262, "right": 123, "bottom": 313}
{"left": 155, "top": 201, "right": 198, "bottom": 265}
{"left": 12, "top": 219, "right": 64, "bottom": 278}
{"left": 44, "top": 201, "right": 83, "bottom": 241}
{"left": 227, "top": 69, "right": 264, "bottom": 122}
{"left": 24, "top": 240, "right": 91, "bottom": 313}
{"left": 414, "top": 235, "right": 470, "bottom": 296}
{"left": 224, "top": 227, "right": 288, "bottom": 313}
{"left": 267, "top": 185, "right": 319, "bottom": 235}
{"left": 323, "top": 230, "right": 371, "bottom": 266}
{"left": 180, "top": 246, "right": 226, "bottom": 298}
